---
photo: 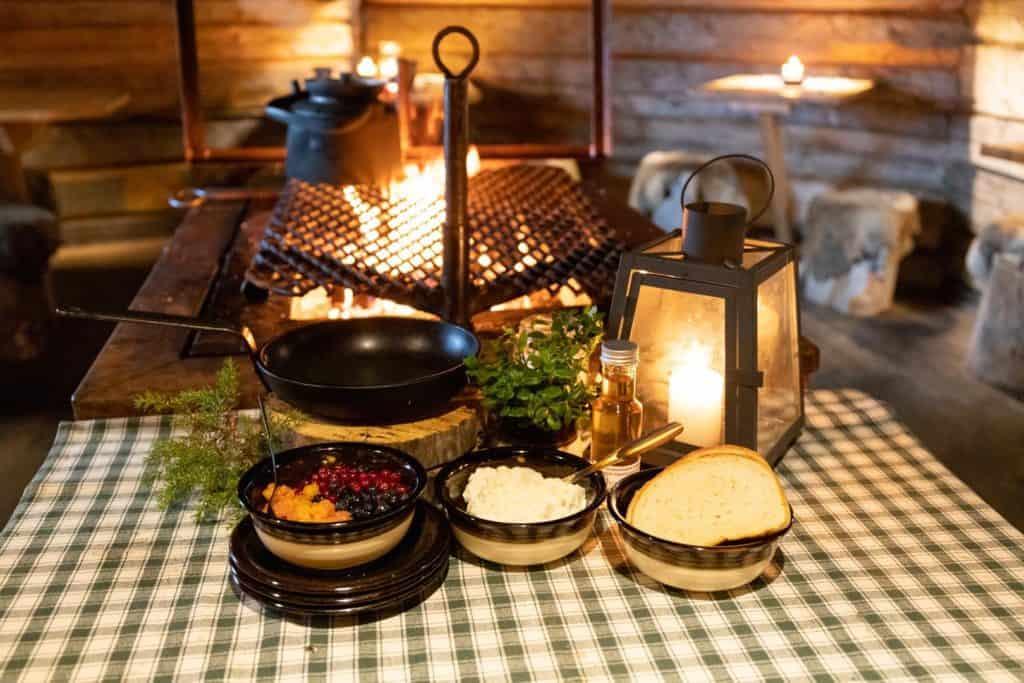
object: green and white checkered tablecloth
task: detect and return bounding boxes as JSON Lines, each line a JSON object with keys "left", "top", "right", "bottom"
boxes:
{"left": 0, "top": 390, "right": 1022, "bottom": 681}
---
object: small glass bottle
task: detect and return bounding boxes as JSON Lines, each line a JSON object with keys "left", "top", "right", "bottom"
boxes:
{"left": 590, "top": 340, "right": 644, "bottom": 486}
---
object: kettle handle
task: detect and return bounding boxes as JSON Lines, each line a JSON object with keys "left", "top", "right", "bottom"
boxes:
{"left": 679, "top": 153, "right": 775, "bottom": 227}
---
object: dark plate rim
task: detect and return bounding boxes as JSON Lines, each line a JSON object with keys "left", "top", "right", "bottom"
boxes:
{"left": 230, "top": 547, "right": 448, "bottom": 601}
{"left": 229, "top": 560, "right": 448, "bottom": 607}
{"left": 230, "top": 557, "right": 449, "bottom": 617}
{"left": 608, "top": 467, "right": 795, "bottom": 552}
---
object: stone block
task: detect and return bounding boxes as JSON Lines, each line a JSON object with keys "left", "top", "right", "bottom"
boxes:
{"left": 967, "top": 253, "right": 1024, "bottom": 393}
{"left": 628, "top": 151, "right": 774, "bottom": 233}
{"left": 801, "top": 188, "right": 920, "bottom": 316}
{"left": 627, "top": 150, "right": 707, "bottom": 221}
{"left": 966, "top": 214, "right": 1024, "bottom": 291}
{"left": 0, "top": 203, "right": 59, "bottom": 282}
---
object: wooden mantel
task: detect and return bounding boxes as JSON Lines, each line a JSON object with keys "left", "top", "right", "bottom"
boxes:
{"left": 70, "top": 199, "right": 254, "bottom": 419}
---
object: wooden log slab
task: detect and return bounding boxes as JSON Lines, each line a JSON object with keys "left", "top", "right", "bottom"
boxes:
{"left": 267, "top": 395, "right": 481, "bottom": 470}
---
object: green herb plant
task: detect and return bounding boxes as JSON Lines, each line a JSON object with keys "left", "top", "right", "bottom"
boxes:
{"left": 135, "top": 360, "right": 294, "bottom": 523}
{"left": 466, "top": 307, "right": 604, "bottom": 435}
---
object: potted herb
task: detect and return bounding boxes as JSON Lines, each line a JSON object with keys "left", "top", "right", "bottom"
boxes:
{"left": 466, "top": 307, "right": 603, "bottom": 446}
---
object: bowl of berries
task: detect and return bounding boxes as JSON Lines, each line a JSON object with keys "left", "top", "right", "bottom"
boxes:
{"left": 238, "top": 442, "right": 427, "bottom": 569}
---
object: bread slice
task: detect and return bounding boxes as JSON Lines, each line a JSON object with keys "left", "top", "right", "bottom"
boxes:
{"left": 627, "top": 445, "right": 790, "bottom": 547}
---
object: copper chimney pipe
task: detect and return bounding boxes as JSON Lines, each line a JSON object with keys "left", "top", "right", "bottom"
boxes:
{"left": 432, "top": 26, "right": 480, "bottom": 327}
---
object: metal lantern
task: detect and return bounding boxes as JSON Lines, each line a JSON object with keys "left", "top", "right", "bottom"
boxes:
{"left": 608, "top": 154, "right": 804, "bottom": 466}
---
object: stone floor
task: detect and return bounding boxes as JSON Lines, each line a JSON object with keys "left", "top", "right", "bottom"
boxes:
{"left": 1, "top": 251, "right": 1022, "bottom": 531}
{"left": 802, "top": 293, "right": 1024, "bottom": 529}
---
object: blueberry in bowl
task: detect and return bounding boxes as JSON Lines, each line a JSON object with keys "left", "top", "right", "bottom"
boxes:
{"left": 238, "top": 442, "right": 426, "bottom": 570}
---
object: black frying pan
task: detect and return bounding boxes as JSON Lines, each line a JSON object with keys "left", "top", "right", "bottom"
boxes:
{"left": 56, "top": 307, "right": 479, "bottom": 423}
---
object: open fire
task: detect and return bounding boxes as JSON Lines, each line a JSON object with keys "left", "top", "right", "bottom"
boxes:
{"left": 286, "top": 146, "right": 580, "bottom": 321}
{"left": 248, "top": 158, "right": 622, "bottom": 322}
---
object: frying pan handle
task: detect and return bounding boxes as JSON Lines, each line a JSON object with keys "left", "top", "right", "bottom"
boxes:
{"left": 55, "top": 306, "right": 259, "bottom": 354}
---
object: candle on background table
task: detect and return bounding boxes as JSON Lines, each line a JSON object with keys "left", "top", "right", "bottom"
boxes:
{"left": 781, "top": 55, "right": 805, "bottom": 85}
{"left": 668, "top": 344, "right": 724, "bottom": 447}
{"left": 356, "top": 56, "right": 379, "bottom": 78}
{"left": 378, "top": 41, "right": 401, "bottom": 80}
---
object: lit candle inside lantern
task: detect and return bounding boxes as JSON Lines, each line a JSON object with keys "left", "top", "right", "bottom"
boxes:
{"left": 781, "top": 55, "right": 805, "bottom": 85}
{"left": 356, "top": 56, "right": 378, "bottom": 78}
{"left": 668, "top": 343, "right": 724, "bottom": 447}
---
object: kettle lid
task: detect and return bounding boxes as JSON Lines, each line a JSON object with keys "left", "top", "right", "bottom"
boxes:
{"left": 291, "top": 68, "right": 385, "bottom": 119}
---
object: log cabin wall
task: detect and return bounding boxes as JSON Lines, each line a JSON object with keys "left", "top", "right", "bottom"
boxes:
{"left": 5, "top": 1, "right": 1021, "bottom": 242}
{"left": 2, "top": 0, "right": 356, "bottom": 244}
{"left": 953, "top": 0, "right": 1024, "bottom": 233}
{"left": 364, "top": 0, "right": 974, "bottom": 223}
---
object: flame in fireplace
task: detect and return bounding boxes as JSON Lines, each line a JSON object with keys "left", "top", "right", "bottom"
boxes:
{"left": 286, "top": 149, "right": 593, "bottom": 321}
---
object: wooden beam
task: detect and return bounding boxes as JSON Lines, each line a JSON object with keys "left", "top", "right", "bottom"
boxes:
{"left": 0, "top": 24, "right": 353, "bottom": 68}
{"left": 1, "top": 0, "right": 352, "bottom": 29}
{"left": 364, "top": 0, "right": 964, "bottom": 13}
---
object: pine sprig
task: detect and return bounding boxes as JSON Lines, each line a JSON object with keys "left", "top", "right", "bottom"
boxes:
{"left": 135, "top": 360, "right": 295, "bottom": 523}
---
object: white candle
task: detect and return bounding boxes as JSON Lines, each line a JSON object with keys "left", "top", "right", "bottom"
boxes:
{"left": 781, "top": 55, "right": 805, "bottom": 85}
{"left": 668, "top": 345, "right": 724, "bottom": 447}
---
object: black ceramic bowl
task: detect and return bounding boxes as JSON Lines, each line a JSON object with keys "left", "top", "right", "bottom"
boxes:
{"left": 435, "top": 447, "right": 606, "bottom": 566}
{"left": 608, "top": 467, "right": 793, "bottom": 591}
{"left": 238, "top": 442, "right": 427, "bottom": 570}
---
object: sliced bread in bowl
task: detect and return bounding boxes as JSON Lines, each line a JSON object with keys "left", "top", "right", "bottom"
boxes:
{"left": 627, "top": 444, "right": 790, "bottom": 547}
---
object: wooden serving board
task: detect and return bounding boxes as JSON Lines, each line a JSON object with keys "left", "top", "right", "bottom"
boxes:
{"left": 267, "top": 395, "right": 481, "bottom": 470}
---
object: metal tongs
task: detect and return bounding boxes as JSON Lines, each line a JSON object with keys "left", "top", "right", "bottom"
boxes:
{"left": 565, "top": 422, "right": 685, "bottom": 485}
{"left": 432, "top": 25, "right": 480, "bottom": 328}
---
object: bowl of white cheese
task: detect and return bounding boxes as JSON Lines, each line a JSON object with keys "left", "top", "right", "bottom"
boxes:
{"left": 435, "top": 447, "right": 607, "bottom": 566}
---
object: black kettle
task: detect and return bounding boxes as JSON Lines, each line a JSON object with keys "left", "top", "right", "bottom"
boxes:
{"left": 266, "top": 68, "right": 402, "bottom": 187}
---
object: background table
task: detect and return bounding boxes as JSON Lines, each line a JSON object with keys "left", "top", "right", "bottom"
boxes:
{"left": 0, "top": 390, "right": 1022, "bottom": 681}
{"left": 694, "top": 74, "right": 874, "bottom": 243}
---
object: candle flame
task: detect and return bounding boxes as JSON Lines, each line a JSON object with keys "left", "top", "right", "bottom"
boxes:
{"left": 681, "top": 341, "right": 712, "bottom": 370}
{"left": 781, "top": 55, "right": 805, "bottom": 84}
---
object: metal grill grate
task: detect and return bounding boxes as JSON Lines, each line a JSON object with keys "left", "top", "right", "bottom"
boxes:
{"left": 245, "top": 165, "right": 625, "bottom": 315}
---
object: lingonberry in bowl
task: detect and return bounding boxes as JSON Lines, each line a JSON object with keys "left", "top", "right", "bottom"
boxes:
{"left": 238, "top": 443, "right": 426, "bottom": 570}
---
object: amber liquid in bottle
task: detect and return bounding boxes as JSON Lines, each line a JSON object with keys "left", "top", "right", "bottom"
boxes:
{"left": 590, "top": 362, "right": 644, "bottom": 464}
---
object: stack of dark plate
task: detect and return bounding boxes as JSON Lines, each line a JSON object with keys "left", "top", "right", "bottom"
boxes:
{"left": 229, "top": 502, "right": 452, "bottom": 617}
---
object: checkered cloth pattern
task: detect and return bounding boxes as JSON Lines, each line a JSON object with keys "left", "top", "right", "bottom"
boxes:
{"left": 0, "top": 390, "right": 1021, "bottom": 681}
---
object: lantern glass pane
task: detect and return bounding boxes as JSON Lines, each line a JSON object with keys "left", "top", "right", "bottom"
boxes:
{"left": 643, "top": 233, "right": 682, "bottom": 253}
{"left": 756, "top": 261, "right": 801, "bottom": 452}
{"left": 629, "top": 283, "right": 726, "bottom": 447}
